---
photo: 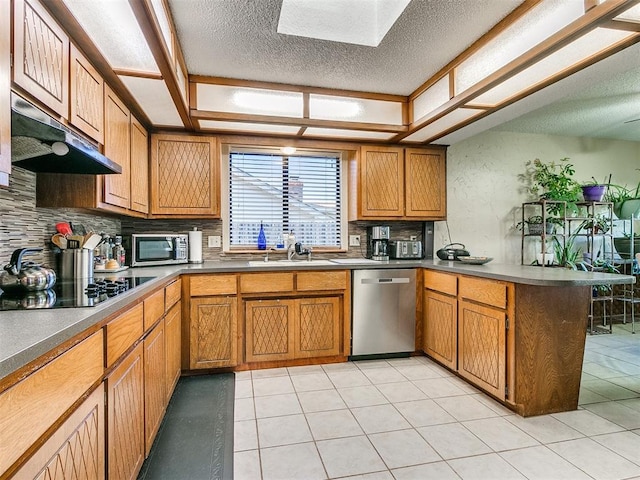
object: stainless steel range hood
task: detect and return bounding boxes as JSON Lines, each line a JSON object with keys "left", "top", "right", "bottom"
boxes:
{"left": 10, "top": 93, "right": 122, "bottom": 175}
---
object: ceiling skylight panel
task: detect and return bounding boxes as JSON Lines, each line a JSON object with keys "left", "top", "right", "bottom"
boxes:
{"left": 119, "top": 76, "right": 182, "bottom": 126}
{"left": 150, "top": 0, "right": 174, "bottom": 60}
{"left": 454, "top": 0, "right": 584, "bottom": 95}
{"left": 196, "top": 84, "right": 303, "bottom": 118}
{"left": 63, "top": 0, "right": 159, "bottom": 73}
{"left": 277, "top": 0, "right": 410, "bottom": 47}
{"left": 615, "top": 3, "right": 640, "bottom": 22}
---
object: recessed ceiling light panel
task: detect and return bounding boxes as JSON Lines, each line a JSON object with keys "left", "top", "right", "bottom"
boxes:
{"left": 277, "top": 0, "right": 410, "bottom": 47}
{"left": 196, "top": 84, "right": 303, "bottom": 118}
{"left": 402, "top": 108, "right": 485, "bottom": 142}
{"left": 63, "top": 0, "right": 159, "bottom": 73}
{"left": 309, "top": 94, "right": 403, "bottom": 124}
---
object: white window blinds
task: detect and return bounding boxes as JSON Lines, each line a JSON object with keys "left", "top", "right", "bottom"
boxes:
{"left": 229, "top": 151, "right": 342, "bottom": 249}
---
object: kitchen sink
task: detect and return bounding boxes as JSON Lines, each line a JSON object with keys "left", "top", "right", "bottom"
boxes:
{"left": 247, "top": 259, "right": 335, "bottom": 267}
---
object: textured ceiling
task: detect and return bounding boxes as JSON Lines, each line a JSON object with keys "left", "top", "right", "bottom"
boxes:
{"left": 168, "top": 0, "right": 640, "bottom": 143}
{"left": 169, "top": 0, "right": 521, "bottom": 95}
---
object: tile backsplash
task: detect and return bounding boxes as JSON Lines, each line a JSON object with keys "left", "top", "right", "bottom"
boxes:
{"left": 1, "top": 167, "right": 427, "bottom": 267}
{"left": 0, "top": 168, "right": 121, "bottom": 267}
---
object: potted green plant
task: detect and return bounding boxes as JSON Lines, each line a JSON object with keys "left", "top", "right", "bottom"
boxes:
{"left": 581, "top": 176, "right": 609, "bottom": 202}
{"left": 515, "top": 215, "right": 555, "bottom": 235}
{"left": 603, "top": 173, "right": 640, "bottom": 219}
{"left": 519, "top": 158, "right": 582, "bottom": 216}
{"left": 553, "top": 234, "right": 581, "bottom": 269}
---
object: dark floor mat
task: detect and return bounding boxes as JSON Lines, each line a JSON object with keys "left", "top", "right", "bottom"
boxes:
{"left": 138, "top": 374, "right": 235, "bottom": 480}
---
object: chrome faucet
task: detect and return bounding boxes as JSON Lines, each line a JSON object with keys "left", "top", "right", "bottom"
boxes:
{"left": 294, "top": 242, "right": 313, "bottom": 261}
{"left": 287, "top": 244, "right": 296, "bottom": 260}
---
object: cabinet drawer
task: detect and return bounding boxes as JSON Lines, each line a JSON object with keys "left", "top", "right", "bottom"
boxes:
{"left": 144, "top": 288, "right": 165, "bottom": 331}
{"left": 240, "top": 273, "right": 294, "bottom": 294}
{"left": 297, "top": 271, "right": 347, "bottom": 291}
{"left": 424, "top": 270, "right": 457, "bottom": 296}
{"left": 459, "top": 276, "right": 507, "bottom": 309}
{"left": 106, "top": 303, "right": 144, "bottom": 368}
{"left": 190, "top": 274, "right": 237, "bottom": 296}
{"left": 165, "top": 278, "right": 181, "bottom": 309}
{"left": 0, "top": 331, "right": 103, "bottom": 476}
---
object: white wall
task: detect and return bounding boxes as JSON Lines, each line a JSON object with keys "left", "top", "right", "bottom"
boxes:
{"left": 438, "top": 130, "right": 640, "bottom": 264}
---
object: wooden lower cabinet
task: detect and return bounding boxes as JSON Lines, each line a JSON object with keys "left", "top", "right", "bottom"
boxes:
{"left": 245, "top": 299, "right": 294, "bottom": 363}
{"left": 458, "top": 299, "right": 506, "bottom": 400}
{"left": 107, "top": 342, "right": 144, "bottom": 480}
{"left": 144, "top": 320, "right": 166, "bottom": 456}
{"left": 245, "top": 296, "right": 342, "bottom": 363}
{"left": 190, "top": 296, "right": 238, "bottom": 369}
{"left": 294, "top": 297, "right": 341, "bottom": 358}
{"left": 423, "top": 270, "right": 508, "bottom": 402}
{"left": 14, "top": 385, "right": 105, "bottom": 480}
{"left": 165, "top": 301, "right": 182, "bottom": 400}
{"left": 423, "top": 290, "right": 457, "bottom": 370}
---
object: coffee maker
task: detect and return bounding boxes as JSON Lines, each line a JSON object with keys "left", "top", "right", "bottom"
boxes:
{"left": 366, "top": 225, "right": 390, "bottom": 261}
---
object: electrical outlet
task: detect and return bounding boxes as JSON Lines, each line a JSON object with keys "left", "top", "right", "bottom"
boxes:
{"left": 349, "top": 235, "right": 361, "bottom": 247}
{"left": 208, "top": 236, "right": 221, "bottom": 248}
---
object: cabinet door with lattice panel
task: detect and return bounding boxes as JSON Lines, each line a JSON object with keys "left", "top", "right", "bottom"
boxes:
{"left": 70, "top": 44, "right": 104, "bottom": 143}
{"left": 458, "top": 299, "right": 506, "bottom": 400}
{"left": 13, "top": 0, "right": 69, "bottom": 118}
{"left": 423, "top": 290, "right": 457, "bottom": 370}
{"left": 103, "top": 86, "right": 131, "bottom": 209}
{"left": 130, "top": 116, "right": 149, "bottom": 214}
{"left": 190, "top": 296, "right": 238, "bottom": 369}
{"left": 1, "top": 0, "right": 11, "bottom": 186}
{"left": 405, "top": 148, "right": 446, "bottom": 219}
{"left": 245, "top": 299, "right": 295, "bottom": 362}
{"left": 143, "top": 319, "right": 166, "bottom": 456}
{"left": 14, "top": 385, "right": 105, "bottom": 480}
{"left": 151, "top": 134, "right": 219, "bottom": 216}
{"left": 106, "top": 342, "right": 144, "bottom": 480}
{"left": 359, "top": 146, "right": 404, "bottom": 217}
{"left": 294, "top": 296, "right": 341, "bottom": 358}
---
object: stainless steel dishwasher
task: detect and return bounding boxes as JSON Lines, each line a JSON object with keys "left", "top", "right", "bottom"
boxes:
{"left": 351, "top": 269, "right": 416, "bottom": 358}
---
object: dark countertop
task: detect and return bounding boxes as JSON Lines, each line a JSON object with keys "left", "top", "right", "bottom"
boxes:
{"left": 1, "top": 259, "right": 634, "bottom": 385}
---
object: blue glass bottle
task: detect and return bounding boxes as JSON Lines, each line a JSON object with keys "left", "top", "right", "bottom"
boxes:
{"left": 257, "top": 222, "right": 267, "bottom": 250}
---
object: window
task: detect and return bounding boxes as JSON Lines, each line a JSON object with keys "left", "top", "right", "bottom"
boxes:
{"left": 226, "top": 149, "right": 344, "bottom": 250}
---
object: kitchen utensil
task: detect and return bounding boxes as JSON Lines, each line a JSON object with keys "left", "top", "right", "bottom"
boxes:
{"left": 83, "top": 233, "right": 102, "bottom": 250}
{"left": 436, "top": 243, "right": 471, "bottom": 261}
{"left": 51, "top": 233, "right": 67, "bottom": 249}
{"left": 0, "top": 248, "right": 57, "bottom": 291}
{"left": 55, "top": 222, "right": 72, "bottom": 236}
{"left": 67, "top": 239, "right": 81, "bottom": 249}
{"left": 459, "top": 256, "right": 493, "bottom": 265}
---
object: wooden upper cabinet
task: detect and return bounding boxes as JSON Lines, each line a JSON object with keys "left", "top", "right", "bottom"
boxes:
{"left": 150, "top": 134, "right": 219, "bottom": 216}
{"left": 405, "top": 148, "right": 446, "bottom": 219}
{"left": 352, "top": 145, "right": 447, "bottom": 220}
{"left": 103, "top": 85, "right": 131, "bottom": 209}
{"left": 13, "top": 0, "right": 69, "bottom": 118}
{"left": 130, "top": 116, "right": 149, "bottom": 214}
{"left": 0, "top": 0, "right": 10, "bottom": 187}
{"left": 70, "top": 44, "right": 104, "bottom": 144}
{"left": 359, "top": 146, "right": 404, "bottom": 218}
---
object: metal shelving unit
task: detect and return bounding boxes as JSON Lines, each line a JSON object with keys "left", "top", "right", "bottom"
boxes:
{"left": 520, "top": 201, "right": 615, "bottom": 334}
{"left": 612, "top": 217, "right": 638, "bottom": 334}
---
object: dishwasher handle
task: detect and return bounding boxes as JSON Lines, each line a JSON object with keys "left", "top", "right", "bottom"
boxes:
{"left": 361, "top": 277, "right": 411, "bottom": 285}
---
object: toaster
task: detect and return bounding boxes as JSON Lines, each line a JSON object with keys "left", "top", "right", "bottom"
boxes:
{"left": 390, "top": 240, "right": 423, "bottom": 259}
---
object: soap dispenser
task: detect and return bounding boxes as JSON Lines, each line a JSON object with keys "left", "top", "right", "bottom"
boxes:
{"left": 257, "top": 222, "right": 267, "bottom": 250}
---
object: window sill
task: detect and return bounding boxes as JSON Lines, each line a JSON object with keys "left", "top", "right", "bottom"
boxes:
{"left": 223, "top": 248, "right": 348, "bottom": 255}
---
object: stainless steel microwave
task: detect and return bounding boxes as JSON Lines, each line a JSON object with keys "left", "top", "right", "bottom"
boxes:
{"left": 123, "top": 234, "right": 188, "bottom": 267}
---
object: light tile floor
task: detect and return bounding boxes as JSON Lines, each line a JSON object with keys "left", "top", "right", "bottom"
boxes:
{"left": 234, "top": 324, "right": 640, "bottom": 479}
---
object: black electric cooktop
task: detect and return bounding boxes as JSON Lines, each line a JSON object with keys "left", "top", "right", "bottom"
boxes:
{"left": 0, "top": 276, "right": 156, "bottom": 311}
